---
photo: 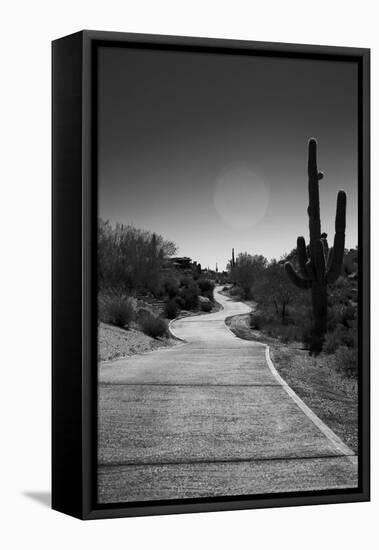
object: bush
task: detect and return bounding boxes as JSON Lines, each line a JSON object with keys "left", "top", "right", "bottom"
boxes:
{"left": 98, "top": 219, "right": 177, "bottom": 293}
{"left": 174, "top": 296, "right": 185, "bottom": 309}
{"left": 165, "top": 299, "right": 179, "bottom": 319}
{"left": 229, "top": 285, "right": 244, "bottom": 299}
{"left": 324, "top": 331, "right": 339, "bottom": 354}
{"left": 250, "top": 313, "right": 266, "bottom": 330}
{"left": 301, "top": 324, "right": 314, "bottom": 348}
{"left": 179, "top": 275, "right": 192, "bottom": 287}
{"left": 140, "top": 315, "right": 168, "bottom": 338}
{"left": 201, "top": 301, "right": 212, "bottom": 312}
{"left": 181, "top": 286, "right": 199, "bottom": 310}
{"left": 333, "top": 346, "right": 357, "bottom": 378}
{"left": 98, "top": 293, "right": 136, "bottom": 328}
{"left": 202, "top": 289, "right": 214, "bottom": 301}
{"left": 163, "top": 277, "right": 180, "bottom": 299}
{"left": 136, "top": 306, "right": 154, "bottom": 323}
{"left": 198, "top": 279, "right": 215, "bottom": 293}
{"left": 324, "top": 324, "right": 355, "bottom": 354}
{"left": 179, "top": 280, "right": 200, "bottom": 310}
{"left": 270, "top": 324, "right": 303, "bottom": 343}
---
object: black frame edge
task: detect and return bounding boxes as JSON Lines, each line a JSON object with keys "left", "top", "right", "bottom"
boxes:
{"left": 360, "top": 48, "right": 370, "bottom": 501}
{"left": 52, "top": 31, "right": 85, "bottom": 519}
{"left": 83, "top": 29, "right": 370, "bottom": 57}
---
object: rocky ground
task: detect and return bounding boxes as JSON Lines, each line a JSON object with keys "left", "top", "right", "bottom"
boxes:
{"left": 98, "top": 322, "right": 177, "bottom": 362}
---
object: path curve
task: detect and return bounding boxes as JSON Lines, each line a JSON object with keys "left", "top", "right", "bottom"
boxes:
{"left": 98, "top": 287, "right": 357, "bottom": 503}
{"left": 169, "top": 287, "right": 253, "bottom": 344}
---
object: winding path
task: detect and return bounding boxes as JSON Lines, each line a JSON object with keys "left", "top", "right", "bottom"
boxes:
{"left": 98, "top": 287, "right": 357, "bottom": 503}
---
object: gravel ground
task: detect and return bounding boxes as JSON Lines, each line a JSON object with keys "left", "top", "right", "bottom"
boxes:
{"left": 98, "top": 322, "right": 177, "bottom": 362}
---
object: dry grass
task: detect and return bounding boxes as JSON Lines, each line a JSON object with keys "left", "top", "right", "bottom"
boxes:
{"left": 270, "top": 346, "right": 358, "bottom": 453}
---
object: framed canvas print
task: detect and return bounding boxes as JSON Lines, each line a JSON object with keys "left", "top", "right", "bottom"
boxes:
{"left": 52, "top": 30, "right": 370, "bottom": 519}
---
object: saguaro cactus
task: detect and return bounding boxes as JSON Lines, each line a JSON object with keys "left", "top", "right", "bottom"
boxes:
{"left": 285, "top": 138, "right": 346, "bottom": 354}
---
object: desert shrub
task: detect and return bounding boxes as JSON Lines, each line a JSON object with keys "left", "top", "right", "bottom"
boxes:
{"left": 174, "top": 295, "right": 185, "bottom": 309}
{"left": 250, "top": 313, "right": 266, "bottom": 330}
{"left": 248, "top": 304, "right": 311, "bottom": 344}
{"left": 277, "top": 324, "right": 304, "bottom": 343}
{"left": 301, "top": 323, "right": 314, "bottom": 348}
{"left": 324, "top": 331, "right": 340, "bottom": 354}
{"left": 229, "top": 285, "right": 244, "bottom": 299}
{"left": 340, "top": 305, "right": 356, "bottom": 326}
{"left": 198, "top": 280, "right": 215, "bottom": 300}
{"left": 324, "top": 324, "right": 355, "bottom": 354}
{"left": 140, "top": 315, "right": 168, "bottom": 338}
{"left": 201, "top": 301, "right": 212, "bottom": 312}
{"left": 98, "top": 293, "right": 136, "bottom": 328}
{"left": 181, "top": 285, "right": 199, "bottom": 310}
{"left": 136, "top": 306, "right": 154, "bottom": 323}
{"left": 163, "top": 277, "right": 180, "bottom": 299}
{"left": 179, "top": 275, "right": 192, "bottom": 287}
{"left": 178, "top": 278, "right": 200, "bottom": 310}
{"left": 98, "top": 219, "right": 177, "bottom": 293}
{"left": 333, "top": 346, "right": 358, "bottom": 378}
{"left": 253, "top": 319, "right": 302, "bottom": 342}
{"left": 328, "top": 304, "right": 356, "bottom": 330}
{"left": 165, "top": 299, "right": 179, "bottom": 319}
{"left": 231, "top": 253, "right": 267, "bottom": 299}
{"left": 333, "top": 277, "right": 349, "bottom": 289}
{"left": 202, "top": 290, "right": 214, "bottom": 301}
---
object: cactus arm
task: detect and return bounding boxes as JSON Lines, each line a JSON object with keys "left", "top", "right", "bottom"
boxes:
{"left": 285, "top": 262, "right": 311, "bottom": 289}
{"left": 297, "top": 236, "right": 309, "bottom": 280}
{"left": 327, "top": 190, "right": 347, "bottom": 284}
{"left": 335, "top": 190, "right": 347, "bottom": 233}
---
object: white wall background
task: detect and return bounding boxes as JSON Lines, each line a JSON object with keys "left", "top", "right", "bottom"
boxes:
{"left": 0, "top": 1, "right": 376, "bottom": 548}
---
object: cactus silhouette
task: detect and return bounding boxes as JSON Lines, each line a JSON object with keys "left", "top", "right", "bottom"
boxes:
{"left": 285, "top": 138, "right": 346, "bottom": 354}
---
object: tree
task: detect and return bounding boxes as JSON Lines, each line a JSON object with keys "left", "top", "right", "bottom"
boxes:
{"left": 98, "top": 219, "right": 177, "bottom": 293}
{"left": 231, "top": 253, "right": 267, "bottom": 299}
{"left": 254, "top": 260, "right": 300, "bottom": 323}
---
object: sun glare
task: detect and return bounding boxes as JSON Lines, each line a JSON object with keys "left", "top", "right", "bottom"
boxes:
{"left": 213, "top": 162, "right": 270, "bottom": 230}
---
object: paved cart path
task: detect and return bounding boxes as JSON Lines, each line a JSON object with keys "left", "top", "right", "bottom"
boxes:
{"left": 98, "top": 287, "right": 357, "bottom": 503}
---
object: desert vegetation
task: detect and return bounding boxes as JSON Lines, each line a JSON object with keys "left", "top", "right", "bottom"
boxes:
{"left": 227, "top": 250, "right": 357, "bottom": 376}
{"left": 98, "top": 219, "right": 218, "bottom": 359}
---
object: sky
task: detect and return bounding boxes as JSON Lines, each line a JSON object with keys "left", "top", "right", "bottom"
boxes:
{"left": 98, "top": 45, "right": 358, "bottom": 271}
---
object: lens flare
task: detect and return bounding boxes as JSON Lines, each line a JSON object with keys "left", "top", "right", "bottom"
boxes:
{"left": 213, "top": 162, "right": 270, "bottom": 230}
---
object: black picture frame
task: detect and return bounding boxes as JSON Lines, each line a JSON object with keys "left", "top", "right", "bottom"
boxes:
{"left": 52, "top": 30, "right": 370, "bottom": 520}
